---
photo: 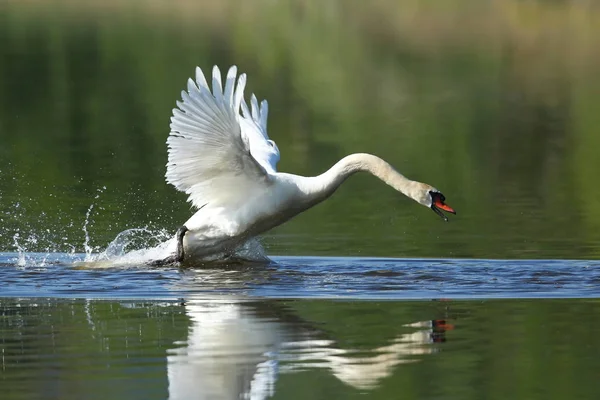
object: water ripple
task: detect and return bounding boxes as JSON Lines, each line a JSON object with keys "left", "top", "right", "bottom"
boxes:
{"left": 0, "top": 253, "right": 598, "bottom": 299}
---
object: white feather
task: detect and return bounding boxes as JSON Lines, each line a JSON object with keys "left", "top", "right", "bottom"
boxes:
{"left": 233, "top": 74, "right": 246, "bottom": 117}
{"left": 166, "top": 66, "right": 277, "bottom": 213}
{"left": 241, "top": 98, "right": 251, "bottom": 119}
{"left": 223, "top": 66, "right": 237, "bottom": 108}
{"left": 259, "top": 100, "right": 268, "bottom": 132}
{"left": 195, "top": 66, "right": 209, "bottom": 90}
{"left": 251, "top": 94, "right": 259, "bottom": 121}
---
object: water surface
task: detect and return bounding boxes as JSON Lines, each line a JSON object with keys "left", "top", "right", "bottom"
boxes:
{"left": 1, "top": 253, "right": 599, "bottom": 299}
{"left": 2, "top": 297, "right": 600, "bottom": 400}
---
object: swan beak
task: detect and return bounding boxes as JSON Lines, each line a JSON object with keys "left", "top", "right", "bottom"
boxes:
{"left": 431, "top": 198, "right": 456, "bottom": 221}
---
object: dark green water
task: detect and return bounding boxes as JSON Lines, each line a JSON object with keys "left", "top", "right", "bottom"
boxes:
{"left": 1, "top": 1, "right": 600, "bottom": 399}
{"left": 2, "top": 298, "right": 600, "bottom": 400}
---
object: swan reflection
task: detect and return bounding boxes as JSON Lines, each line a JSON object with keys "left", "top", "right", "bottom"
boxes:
{"left": 167, "top": 298, "right": 453, "bottom": 399}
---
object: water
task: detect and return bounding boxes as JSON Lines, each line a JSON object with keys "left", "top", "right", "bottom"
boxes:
{"left": 1, "top": 253, "right": 599, "bottom": 299}
{"left": 1, "top": 252, "right": 598, "bottom": 399}
{"left": 2, "top": 297, "right": 600, "bottom": 400}
{"left": 2, "top": 0, "right": 600, "bottom": 398}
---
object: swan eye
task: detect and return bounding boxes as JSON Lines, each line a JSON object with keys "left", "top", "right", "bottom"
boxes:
{"left": 267, "top": 140, "right": 275, "bottom": 148}
{"left": 429, "top": 190, "right": 445, "bottom": 202}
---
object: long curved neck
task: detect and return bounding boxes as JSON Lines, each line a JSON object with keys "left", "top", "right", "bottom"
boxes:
{"left": 299, "top": 153, "right": 420, "bottom": 205}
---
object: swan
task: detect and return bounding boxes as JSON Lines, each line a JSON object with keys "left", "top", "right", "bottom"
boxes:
{"left": 164, "top": 66, "right": 455, "bottom": 264}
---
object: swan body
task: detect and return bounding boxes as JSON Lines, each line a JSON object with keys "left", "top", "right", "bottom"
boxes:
{"left": 166, "top": 66, "right": 455, "bottom": 262}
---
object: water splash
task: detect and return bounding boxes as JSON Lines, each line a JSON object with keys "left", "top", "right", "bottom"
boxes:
{"left": 82, "top": 186, "right": 106, "bottom": 261}
{"left": 3, "top": 182, "right": 270, "bottom": 268}
{"left": 2, "top": 182, "right": 180, "bottom": 268}
{"left": 230, "top": 237, "right": 270, "bottom": 263}
{"left": 83, "top": 203, "right": 95, "bottom": 260}
{"left": 10, "top": 230, "right": 69, "bottom": 268}
{"left": 76, "top": 227, "right": 176, "bottom": 268}
{"left": 1, "top": 185, "right": 111, "bottom": 267}
{"left": 78, "top": 231, "right": 271, "bottom": 268}
{"left": 100, "top": 228, "right": 173, "bottom": 259}
{"left": 12, "top": 232, "right": 26, "bottom": 267}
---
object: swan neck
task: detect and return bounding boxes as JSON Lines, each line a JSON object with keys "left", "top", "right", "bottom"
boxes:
{"left": 307, "top": 153, "right": 414, "bottom": 201}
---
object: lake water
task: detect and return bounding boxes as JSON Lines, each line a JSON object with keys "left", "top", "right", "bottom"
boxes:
{"left": 1, "top": 253, "right": 600, "bottom": 300}
{"left": 2, "top": 254, "right": 600, "bottom": 399}
{"left": 2, "top": 0, "right": 600, "bottom": 399}
{"left": 2, "top": 296, "right": 599, "bottom": 400}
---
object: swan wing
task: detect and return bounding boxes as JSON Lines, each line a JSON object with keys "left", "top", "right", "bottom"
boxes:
{"left": 166, "top": 66, "right": 273, "bottom": 209}
{"left": 240, "top": 94, "right": 280, "bottom": 173}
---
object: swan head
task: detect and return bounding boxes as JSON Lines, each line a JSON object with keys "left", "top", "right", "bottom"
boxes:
{"left": 409, "top": 184, "right": 456, "bottom": 221}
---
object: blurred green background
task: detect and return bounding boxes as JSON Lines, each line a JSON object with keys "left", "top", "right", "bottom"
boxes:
{"left": 1, "top": 0, "right": 600, "bottom": 259}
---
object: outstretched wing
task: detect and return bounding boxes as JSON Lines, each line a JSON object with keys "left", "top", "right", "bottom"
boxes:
{"left": 166, "top": 66, "right": 275, "bottom": 209}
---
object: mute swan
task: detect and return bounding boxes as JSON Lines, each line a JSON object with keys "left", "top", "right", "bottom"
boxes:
{"left": 164, "top": 66, "right": 455, "bottom": 263}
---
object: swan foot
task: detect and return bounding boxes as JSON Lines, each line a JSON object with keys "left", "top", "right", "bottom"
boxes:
{"left": 175, "top": 225, "right": 189, "bottom": 263}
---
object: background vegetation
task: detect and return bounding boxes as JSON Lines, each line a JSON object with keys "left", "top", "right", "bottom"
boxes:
{"left": 1, "top": 0, "right": 600, "bottom": 258}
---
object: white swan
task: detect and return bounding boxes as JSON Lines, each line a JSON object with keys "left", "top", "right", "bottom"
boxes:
{"left": 164, "top": 66, "right": 455, "bottom": 263}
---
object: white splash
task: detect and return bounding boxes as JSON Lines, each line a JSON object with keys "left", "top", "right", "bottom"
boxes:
{"left": 82, "top": 203, "right": 95, "bottom": 261}
{"left": 5, "top": 183, "right": 270, "bottom": 269}
{"left": 82, "top": 186, "right": 106, "bottom": 261}
{"left": 93, "top": 228, "right": 174, "bottom": 262}
{"left": 79, "top": 230, "right": 270, "bottom": 268}
{"left": 12, "top": 232, "right": 26, "bottom": 267}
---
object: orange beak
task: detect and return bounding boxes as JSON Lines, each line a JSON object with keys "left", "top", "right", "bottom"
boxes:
{"left": 431, "top": 196, "right": 456, "bottom": 221}
{"left": 434, "top": 198, "right": 455, "bottom": 214}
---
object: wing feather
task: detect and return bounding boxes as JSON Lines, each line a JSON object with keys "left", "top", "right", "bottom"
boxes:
{"left": 259, "top": 100, "right": 268, "bottom": 132}
{"left": 223, "top": 66, "right": 237, "bottom": 107}
{"left": 166, "top": 66, "right": 275, "bottom": 209}
{"left": 250, "top": 94, "right": 259, "bottom": 121}
{"left": 233, "top": 74, "right": 246, "bottom": 115}
{"left": 211, "top": 66, "right": 224, "bottom": 105}
{"left": 241, "top": 98, "right": 251, "bottom": 119}
{"left": 195, "top": 66, "right": 209, "bottom": 90}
